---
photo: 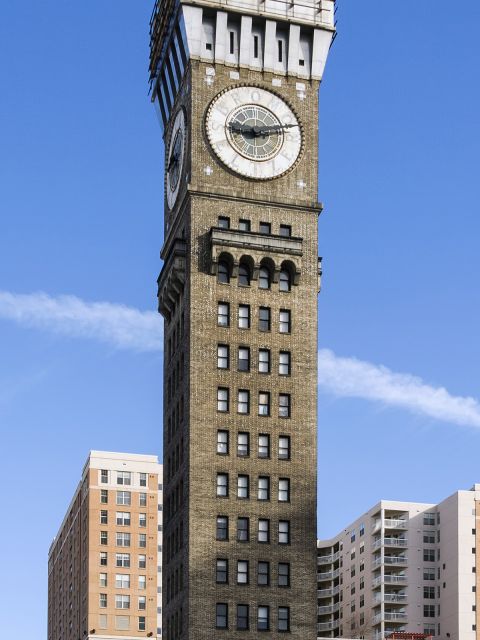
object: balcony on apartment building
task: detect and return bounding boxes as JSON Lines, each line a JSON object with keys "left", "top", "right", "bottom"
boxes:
{"left": 374, "top": 591, "right": 408, "bottom": 605}
{"left": 317, "top": 567, "right": 340, "bottom": 581}
{"left": 317, "top": 550, "right": 341, "bottom": 565}
{"left": 373, "top": 610, "right": 408, "bottom": 625}
{"left": 372, "top": 536, "right": 408, "bottom": 550}
{"left": 372, "top": 553, "right": 408, "bottom": 569}
{"left": 317, "top": 620, "right": 340, "bottom": 633}
{"left": 372, "top": 572, "right": 408, "bottom": 588}
{"left": 372, "top": 511, "right": 409, "bottom": 534}
{"left": 317, "top": 585, "right": 340, "bottom": 598}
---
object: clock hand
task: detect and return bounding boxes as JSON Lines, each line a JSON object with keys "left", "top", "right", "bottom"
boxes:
{"left": 255, "top": 123, "right": 299, "bottom": 134}
{"left": 228, "top": 122, "right": 255, "bottom": 134}
{"left": 167, "top": 152, "right": 178, "bottom": 172}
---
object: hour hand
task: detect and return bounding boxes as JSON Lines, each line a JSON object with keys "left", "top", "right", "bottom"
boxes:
{"left": 257, "top": 123, "right": 299, "bottom": 134}
{"left": 228, "top": 121, "right": 253, "bottom": 134}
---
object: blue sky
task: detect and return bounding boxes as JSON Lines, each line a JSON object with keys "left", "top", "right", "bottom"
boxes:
{"left": 1, "top": 0, "right": 480, "bottom": 635}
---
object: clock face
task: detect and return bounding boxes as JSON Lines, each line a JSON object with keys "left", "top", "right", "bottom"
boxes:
{"left": 205, "top": 86, "right": 302, "bottom": 180}
{"left": 166, "top": 108, "right": 186, "bottom": 210}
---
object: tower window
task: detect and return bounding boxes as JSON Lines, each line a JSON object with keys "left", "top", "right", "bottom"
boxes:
{"left": 216, "top": 516, "right": 228, "bottom": 540}
{"left": 278, "top": 436, "right": 290, "bottom": 460}
{"left": 278, "top": 40, "right": 283, "bottom": 63}
{"left": 217, "top": 430, "right": 229, "bottom": 455}
{"left": 279, "top": 309, "right": 291, "bottom": 333}
{"left": 237, "top": 474, "right": 249, "bottom": 499}
{"left": 278, "top": 563, "right": 290, "bottom": 587}
{"left": 238, "top": 304, "right": 250, "bottom": 329}
{"left": 238, "top": 346, "right": 250, "bottom": 372}
{"left": 237, "top": 560, "right": 249, "bottom": 584}
{"left": 217, "top": 344, "right": 229, "bottom": 369}
{"left": 258, "top": 392, "right": 270, "bottom": 416}
{"left": 278, "top": 478, "right": 290, "bottom": 502}
{"left": 216, "top": 473, "right": 229, "bottom": 497}
{"left": 279, "top": 394, "right": 291, "bottom": 418}
{"left": 237, "top": 517, "right": 249, "bottom": 542}
{"left": 239, "top": 219, "right": 251, "bottom": 231}
{"left": 259, "top": 307, "right": 271, "bottom": 332}
{"left": 258, "top": 476, "right": 270, "bottom": 501}
{"left": 238, "top": 263, "right": 251, "bottom": 287}
{"left": 299, "top": 59, "right": 305, "bottom": 66}
{"left": 229, "top": 31, "right": 235, "bottom": 55}
{"left": 258, "top": 434, "right": 270, "bottom": 459}
{"left": 253, "top": 35, "right": 259, "bottom": 59}
{"left": 216, "top": 603, "right": 228, "bottom": 629}
{"left": 217, "top": 387, "right": 229, "bottom": 412}
{"left": 218, "top": 216, "right": 230, "bottom": 229}
{"left": 237, "top": 604, "right": 249, "bottom": 630}
{"left": 238, "top": 389, "right": 250, "bottom": 414}
{"left": 279, "top": 520, "right": 290, "bottom": 544}
{"left": 258, "top": 519, "right": 270, "bottom": 543}
{"left": 206, "top": 42, "right": 212, "bottom": 51}
{"left": 216, "top": 559, "right": 228, "bottom": 584}
{"left": 258, "top": 561, "right": 270, "bottom": 586}
{"left": 279, "top": 269, "right": 291, "bottom": 292}
{"left": 279, "top": 224, "right": 291, "bottom": 237}
{"left": 258, "top": 349, "right": 270, "bottom": 374}
{"left": 278, "top": 607, "right": 290, "bottom": 632}
{"left": 279, "top": 351, "right": 291, "bottom": 375}
{"left": 237, "top": 432, "right": 250, "bottom": 457}
{"left": 217, "top": 261, "right": 230, "bottom": 284}
{"left": 258, "top": 266, "right": 271, "bottom": 290}
{"left": 259, "top": 221, "right": 271, "bottom": 235}
{"left": 257, "top": 606, "right": 270, "bottom": 631}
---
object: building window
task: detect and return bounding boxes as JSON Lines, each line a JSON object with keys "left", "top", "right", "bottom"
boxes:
{"left": 278, "top": 436, "right": 290, "bottom": 460}
{"left": 237, "top": 604, "right": 249, "bottom": 630}
{"left": 423, "top": 531, "right": 436, "bottom": 544}
{"left": 258, "top": 561, "right": 270, "bottom": 586}
{"left": 138, "top": 554, "right": 146, "bottom": 569}
{"left": 99, "top": 593, "right": 107, "bottom": 608}
{"left": 116, "top": 532, "right": 131, "bottom": 547}
{"left": 216, "top": 558, "right": 228, "bottom": 583}
{"left": 115, "top": 615, "right": 130, "bottom": 631}
{"left": 259, "top": 266, "right": 271, "bottom": 290}
{"left": 238, "top": 304, "right": 250, "bottom": 329}
{"left": 100, "top": 489, "right": 108, "bottom": 503}
{"left": 217, "top": 430, "right": 229, "bottom": 455}
{"left": 258, "top": 519, "right": 270, "bottom": 543}
{"left": 115, "top": 553, "right": 130, "bottom": 568}
{"left": 279, "top": 520, "right": 290, "bottom": 544}
{"left": 216, "top": 516, "right": 228, "bottom": 540}
{"left": 139, "top": 533, "right": 146, "bottom": 548}
{"left": 100, "top": 469, "right": 108, "bottom": 484}
{"left": 259, "top": 307, "right": 271, "bottom": 331}
{"left": 423, "top": 513, "right": 436, "bottom": 526}
{"left": 257, "top": 605, "right": 270, "bottom": 631}
{"left": 278, "top": 563, "right": 290, "bottom": 587}
{"left": 279, "top": 224, "right": 291, "bottom": 237}
{"left": 218, "top": 302, "right": 230, "bottom": 327}
{"left": 279, "top": 394, "right": 291, "bottom": 418}
{"left": 218, "top": 260, "right": 230, "bottom": 284}
{"left": 237, "top": 517, "right": 249, "bottom": 542}
{"left": 278, "top": 607, "right": 290, "bottom": 632}
{"left": 279, "top": 309, "right": 291, "bottom": 333}
{"left": 139, "top": 472, "right": 147, "bottom": 487}
{"left": 239, "top": 219, "right": 251, "bottom": 231}
{"left": 100, "top": 510, "right": 108, "bottom": 525}
{"left": 359, "top": 523, "right": 365, "bottom": 536}
{"left": 116, "top": 512, "right": 131, "bottom": 526}
{"left": 216, "top": 603, "right": 228, "bottom": 629}
{"left": 238, "top": 389, "right": 250, "bottom": 414}
{"left": 424, "top": 586, "right": 435, "bottom": 599}
{"left": 423, "top": 568, "right": 436, "bottom": 580}
{"left": 237, "top": 474, "right": 249, "bottom": 499}
{"left": 139, "top": 513, "right": 146, "bottom": 528}
{"left": 138, "top": 596, "right": 146, "bottom": 610}
{"left": 278, "top": 478, "right": 290, "bottom": 502}
{"left": 258, "top": 434, "right": 270, "bottom": 458}
{"left": 217, "top": 387, "right": 229, "bottom": 412}
{"left": 238, "top": 263, "right": 251, "bottom": 287}
{"left": 258, "top": 476, "right": 270, "bottom": 501}
{"left": 100, "top": 552, "right": 108, "bottom": 566}
{"left": 258, "top": 349, "right": 270, "bottom": 373}
{"left": 237, "top": 560, "right": 249, "bottom": 584}
{"left": 217, "top": 344, "right": 229, "bottom": 369}
{"left": 117, "top": 471, "right": 131, "bottom": 486}
{"left": 139, "top": 492, "right": 147, "bottom": 507}
{"left": 258, "top": 392, "right": 270, "bottom": 416}
{"left": 424, "top": 605, "right": 435, "bottom": 617}
{"left": 279, "top": 269, "right": 291, "bottom": 292}
{"left": 138, "top": 616, "right": 146, "bottom": 631}
{"left": 115, "top": 574, "right": 130, "bottom": 589}
{"left": 237, "top": 432, "right": 249, "bottom": 457}
{"left": 279, "top": 351, "right": 291, "bottom": 375}
{"left": 138, "top": 575, "right": 146, "bottom": 589}
{"left": 217, "top": 473, "right": 229, "bottom": 497}
{"left": 259, "top": 222, "right": 271, "bottom": 235}
{"left": 99, "top": 572, "right": 107, "bottom": 587}
{"left": 116, "top": 491, "right": 131, "bottom": 506}
{"left": 424, "top": 549, "right": 435, "bottom": 562}
{"left": 100, "top": 531, "right": 108, "bottom": 545}
{"left": 218, "top": 216, "right": 230, "bottom": 229}
{"left": 238, "top": 346, "right": 250, "bottom": 371}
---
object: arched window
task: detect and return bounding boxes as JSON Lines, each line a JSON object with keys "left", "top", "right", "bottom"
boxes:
{"left": 279, "top": 269, "right": 291, "bottom": 292}
{"left": 238, "top": 263, "right": 250, "bottom": 287}
{"left": 258, "top": 266, "right": 270, "bottom": 290}
{"left": 218, "top": 260, "right": 230, "bottom": 284}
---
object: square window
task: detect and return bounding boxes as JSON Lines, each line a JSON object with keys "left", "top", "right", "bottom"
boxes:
{"left": 279, "top": 224, "right": 291, "bottom": 237}
{"left": 239, "top": 219, "right": 251, "bottom": 232}
{"left": 217, "top": 387, "right": 229, "bottom": 412}
{"left": 278, "top": 478, "right": 290, "bottom": 502}
{"left": 258, "top": 561, "right": 270, "bottom": 586}
{"left": 237, "top": 604, "right": 249, "bottom": 630}
{"left": 237, "top": 517, "right": 249, "bottom": 542}
{"left": 217, "top": 344, "right": 229, "bottom": 369}
{"left": 258, "top": 476, "right": 270, "bottom": 501}
{"left": 238, "top": 347, "right": 250, "bottom": 372}
{"left": 116, "top": 511, "right": 131, "bottom": 526}
{"left": 217, "top": 473, "right": 229, "bottom": 497}
{"left": 424, "top": 549, "right": 435, "bottom": 562}
{"left": 278, "top": 606, "right": 290, "bottom": 632}
{"left": 237, "top": 474, "right": 249, "bottom": 499}
{"left": 237, "top": 432, "right": 249, "bottom": 457}
{"left": 423, "top": 513, "right": 436, "bottom": 526}
{"left": 258, "top": 519, "right": 270, "bottom": 543}
{"left": 278, "top": 435, "right": 290, "bottom": 460}
{"left": 259, "top": 307, "right": 271, "bottom": 332}
{"left": 278, "top": 562, "right": 290, "bottom": 587}
{"left": 279, "top": 309, "right": 291, "bottom": 334}
{"left": 258, "top": 392, "right": 270, "bottom": 416}
{"left": 279, "top": 394, "right": 291, "bottom": 418}
{"left": 116, "top": 491, "right": 131, "bottom": 506}
{"left": 117, "top": 471, "right": 131, "bottom": 486}
{"left": 259, "top": 222, "right": 271, "bottom": 235}
{"left": 115, "top": 573, "right": 130, "bottom": 589}
{"left": 279, "top": 351, "right": 291, "bottom": 375}
{"left": 217, "top": 430, "right": 229, "bottom": 455}
{"left": 424, "top": 586, "right": 435, "bottom": 599}
{"left": 116, "top": 553, "right": 130, "bottom": 568}
{"left": 257, "top": 605, "right": 269, "bottom": 631}
{"left": 258, "top": 434, "right": 270, "bottom": 459}
{"left": 238, "top": 304, "right": 250, "bottom": 329}
{"left": 218, "top": 216, "right": 230, "bottom": 229}
{"left": 238, "top": 389, "right": 250, "bottom": 414}
{"left": 216, "top": 603, "right": 228, "bottom": 629}
{"left": 216, "top": 516, "right": 228, "bottom": 540}
{"left": 116, "top": 532, "right": 131, "bottom": 547}
{"left": 258, "top": 349, "right": 270, "bottom": 373}
{"left": 218, "top": 302, "right": 230, "bottom": 327}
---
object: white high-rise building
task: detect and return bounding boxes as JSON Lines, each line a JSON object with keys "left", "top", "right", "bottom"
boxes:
{"left": 317, "top": 485, "right": 480, "bottom": 640}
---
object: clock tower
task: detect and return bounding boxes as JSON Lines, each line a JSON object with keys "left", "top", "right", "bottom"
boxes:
{"left": 149, "top": 1, "right": 336, "bottom": 638}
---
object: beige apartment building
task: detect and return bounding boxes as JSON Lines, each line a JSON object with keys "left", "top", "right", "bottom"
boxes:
{"left": 317, "top": 485, "right": 480, "bottom": 640}
{"left": 48, "top": 451, "right": 163, "bottom": 640}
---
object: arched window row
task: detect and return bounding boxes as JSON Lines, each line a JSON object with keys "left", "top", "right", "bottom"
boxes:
{"left": 216, "top": 253, "right": 298, "bottom": 291}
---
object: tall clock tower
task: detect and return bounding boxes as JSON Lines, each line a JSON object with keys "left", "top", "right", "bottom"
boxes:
{"left": 149, "top": 1, "right": 335, "bottom": 638}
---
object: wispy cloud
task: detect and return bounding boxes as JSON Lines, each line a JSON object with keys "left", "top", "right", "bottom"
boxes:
{"left": 1, "top": 291, "right": 479, "bottom": 428}
{"left": 318, "top": 348, "right": 480, "bottom": 429}
{"left": 0, "top": 291, "right": 162, "bottom": 352}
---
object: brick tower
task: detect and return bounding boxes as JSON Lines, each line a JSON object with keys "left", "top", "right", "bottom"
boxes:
{"left": 149, "top": 1, "right": 335, "bottom": 637}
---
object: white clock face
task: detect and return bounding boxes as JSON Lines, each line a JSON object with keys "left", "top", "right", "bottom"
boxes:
{"left": 166, "top": 108, "right": 186, "bottom": 210}
{"left": 205, "top": 86, "right": 302, "bottom": 180}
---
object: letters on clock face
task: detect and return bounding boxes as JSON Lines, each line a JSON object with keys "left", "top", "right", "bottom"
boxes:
{"left": 166, "top": 108, "right": 186, "bottom": 210}
{"left": 205, "top": 86, "right": 302, "bottom": 180}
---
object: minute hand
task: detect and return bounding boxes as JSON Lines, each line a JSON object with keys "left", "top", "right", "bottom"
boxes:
{"left": 256, "top": 123, "right": 299, "bottom": 134}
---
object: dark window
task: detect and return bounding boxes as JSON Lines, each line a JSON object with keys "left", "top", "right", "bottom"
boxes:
{"left": 259, "top": 307, "right": 271, "bottom": 332}
{"left": 278, "top": 563, "right": 290, "bottom": 587}
{"left": 299, "top": 58, "right": 305, "bottom": 66}
{"left": 238, "top": 263, "right": 250, "bottom": 287}
{"left": 218, "top": 302, "right": 230, "bottom": 327}
{"left": 237, "top": 432, "right": 250, "bottom": 457}
{"left": 239, "top": 219, "right": 251, "bottom": 231}
{"left": 278, "top": 39, "right": 283, "bottom": 62}
{"left": 259, "top": 222, "right": 271, "bottom": 235}
{"left": 279, "top": 309, "right": 291, "bottom": 333}
{"left": 216, "top": 603, "right": 228, "bottom": 629}
{"left": 238, "top": 304, "right": 250, "bottom": 329}
{"left": 238, "top": 347, "right": 250, "bottom": 372}
{"left": 229, "top": 31, "right": 235, "bottom": 55}
{"left": 278, "top": 607, "right": 290, "bottom": 632}
{"left": 218, "top": 261, "right": 230, "bottom": 284}
{"left": 259, "top": 266, "right": 271, "bottom": 290}
{"left": 237, "top": 604, "right": 249, "bottom": 630}
{"left": 218, "top": 216, "right": 230, "bottom": 229}
{"left": 206, "top": 42, "right": 212, "bottom": 51}
{"left": 279, "top": 269, "right": 291, "bottom": 292}
{"left": 279, "top": 520, "right": 290, "bottom": 544}
{"left": 424, "top": 605, "right": 435, "bottom": 618}
{"left": 258, "top": 561, "right": 270, "bottom": 586}
{"left": 253, "top": 35, "right": 259, "bottom": 59}
{"left": 279, "top": 225, "right": 291, "bottom": 237}
{"left": 237, "top": 517, "right": 249, "bottom": 542}
{"left": 216, "top": 559, "right": 228, "bottom": 583}
{"left": 424, "top": 549, "right": 435, "bottom": 562}
{"left": 279, "top": 394, "right": 291, "bottom": 418}
{"left": 216, "top": 516, "right": 228, "bottom": 541}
